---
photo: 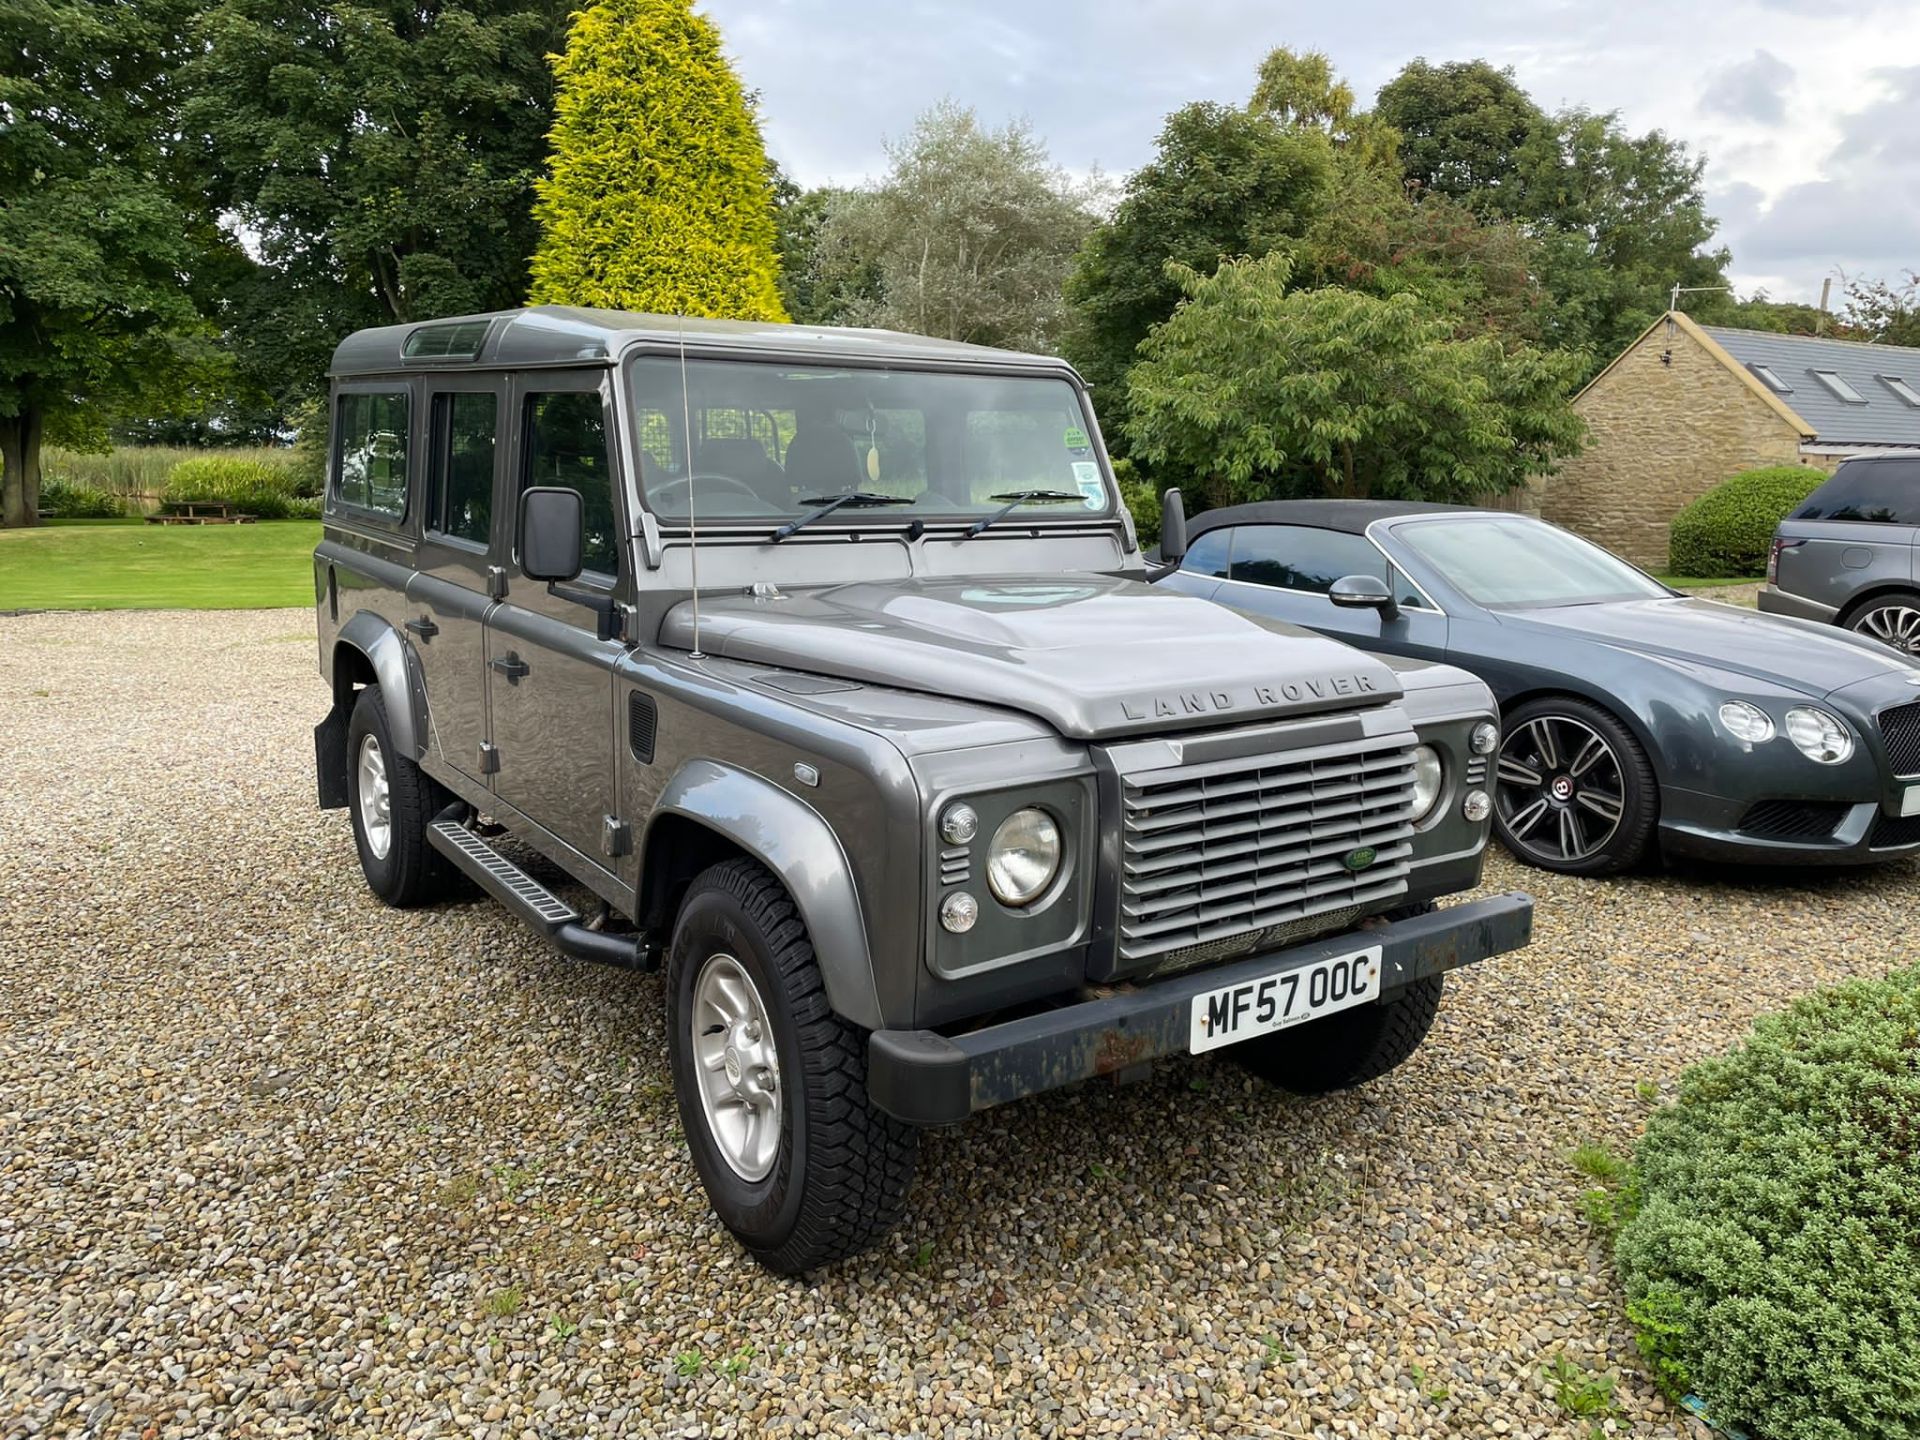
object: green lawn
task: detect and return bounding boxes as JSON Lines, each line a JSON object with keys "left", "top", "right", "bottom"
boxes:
{"left": 0, "top": 519, "right": 321, "bottom": 610}
{"left": 1655, "top": 573, "right": 1761, "bottom": 589}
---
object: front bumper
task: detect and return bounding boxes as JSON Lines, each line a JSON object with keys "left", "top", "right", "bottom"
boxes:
{"left": 1659, "top": 785, "right": 1920, "bottom": 865}
{"left": 1757, "top": 584, "right": 1839, "bottom": 624}
{"left": 867, "top": 892, "right": 1533, "bottom": 1124}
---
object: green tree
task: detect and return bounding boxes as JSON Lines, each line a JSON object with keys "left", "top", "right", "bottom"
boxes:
{"left": 1840, "top": 271, "right": 1920, "bottom": 347}
{"left": 529, "top": 0, "right": 786, "bottom": 320}
{"left": 1249, "top": 46, "right": 1399, "bottom": 173}
{"left": 184, "top": 0, "right": 571, "bottom": 411}
{"left": 0, "top": 0, "right": 220, "bottom": 526}
{"left": 1373, "top": 58, "right": 1543, "bottom": 206}
{"left": 802, "top": 102, "right": 1101, "bottom": 351}
{"left": 1124, "top": 253, "right": 1584, "bottom": 505}
{"left": 1064, "top": 102, "right": 1335, "bottom": 434}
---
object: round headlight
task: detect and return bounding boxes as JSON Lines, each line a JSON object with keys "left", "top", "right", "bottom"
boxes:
{"left": 1785, "top": 707, "right": 1853, "bottom": 764}
{"left": 1470, "top": 721, "right": 1500, "bottom": 756}
{"left": 1411, "top": 745, "right": 1444, "bottom": 823}
{"left": 940, "top": 803, "right": 979, "bottom": 844}
{"left": 986, "top": 808, "right": 1062, "bottom": 907}
{"left": 1717, "top": 701, "right": 1776, "bottom": 745}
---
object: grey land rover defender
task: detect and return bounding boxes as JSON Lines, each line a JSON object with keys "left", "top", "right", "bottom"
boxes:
{"left": 312, "top": 306, "right": 1533, "bottom": 1272}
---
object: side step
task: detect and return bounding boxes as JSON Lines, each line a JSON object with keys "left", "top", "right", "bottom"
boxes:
{"left": 428, "top": 819, "right": 649, "bottom": 969}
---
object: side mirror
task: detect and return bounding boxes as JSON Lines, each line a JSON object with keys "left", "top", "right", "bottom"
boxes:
{"left": 1329, "top": 573, "right": 1401, "bottom": 622}
{"left": 1159, "top": 487, "right": 1187, "bottom": 563}
{"left": 519, "top": 486, "right": 583, "bottom": 583}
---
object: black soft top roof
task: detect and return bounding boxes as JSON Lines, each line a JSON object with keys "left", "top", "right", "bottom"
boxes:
{"left": 1185, "top": 498, "right": 1487, "bottom": 539}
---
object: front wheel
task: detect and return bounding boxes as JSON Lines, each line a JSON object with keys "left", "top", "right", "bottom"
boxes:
{"left": 666, "top": 858, "right": 918, "bottom": 1274}
{"left": 1844, "top": 592, "right": 1920, "bottom": 656}
{"left": 1233, "top": 974, "right": 1446, "bottom": 1094}
{"left": 1492, "top": 697, "right": 1657, "bottom": 875}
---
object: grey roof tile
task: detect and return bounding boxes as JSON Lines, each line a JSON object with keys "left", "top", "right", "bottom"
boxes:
{"left": 1701, "top": 324, "right": 1920, "bottom": 446}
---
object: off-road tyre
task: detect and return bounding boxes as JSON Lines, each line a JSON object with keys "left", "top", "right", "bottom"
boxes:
{"left": 1233, "top": 973, "right": 1446, "bottom": 1095}
{"left": 346, "top": 687, "right": 462, "bottom": 907}
{"left": 1493, "top": 695, "right": 1658, "bottom": 876}
{"left": 667, "top": 858, "right": 918, "bottom": 1274}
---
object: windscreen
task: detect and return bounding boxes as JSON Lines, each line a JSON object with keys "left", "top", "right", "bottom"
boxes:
{"left": 625, "top": 356, "right": 1113, "bottom": 523}
{"left": 1398, "top": 517, "right": 1671, "bottom": 608}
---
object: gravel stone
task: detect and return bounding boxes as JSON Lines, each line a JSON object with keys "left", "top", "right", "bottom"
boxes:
{"left": 4, "top": 607, "right": 1913, "bottom": 1437}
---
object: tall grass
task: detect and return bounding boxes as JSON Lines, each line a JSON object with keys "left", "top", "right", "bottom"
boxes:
{"left": 42, "top": 446, "right": 295, "bottom": 513}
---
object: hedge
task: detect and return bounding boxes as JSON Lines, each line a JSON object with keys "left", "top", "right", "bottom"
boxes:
{"left": 38, "top": 476, "right": 126, "bottom": 519}
{"left": 163, "top": 456, "right": 303, "bottom": 519}
{"left": 1668, "top": 465, "right": 1824, "bottom": 577}
{"left": 1612, "top": 967, "right": 1920, "bottom": 1440}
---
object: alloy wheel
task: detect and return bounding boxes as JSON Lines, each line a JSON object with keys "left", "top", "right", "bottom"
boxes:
{"left": 356, "top": 733, "right": 393, "bottom": 860}
{"left": 1853, "top": 604, "right": 1920, "bottom": 655}
{"left": 690, "top": 953, "right": 783, "bottom": 1182}
{"left": 1494, "top": 715, "right": 1627, "bottom": 866}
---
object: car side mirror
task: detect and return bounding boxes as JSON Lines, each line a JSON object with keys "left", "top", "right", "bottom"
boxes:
{"left": 1159, "top": 487, "right": 1187, "bottom": 563}
{"left": 1329, "top": 573, "right": 1401, "bottom": 622}
{"left": 519, "top": 486, "right": 583, "bottom": 583}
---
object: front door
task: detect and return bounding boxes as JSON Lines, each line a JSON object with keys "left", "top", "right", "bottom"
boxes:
{"left": 408, "top": 382, "right": 504, "bottom": 782}
{"left": 486, "top": 371, "right": 624, "bottom": 866}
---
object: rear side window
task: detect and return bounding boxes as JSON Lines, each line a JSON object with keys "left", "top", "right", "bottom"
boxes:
{"left": 334, "top": 391, "right": 410, "bottom": 517}
{"left": 524, "top": 392, "right": 619, "bottom": 576}
{"left": 1179, "top": 528, "right": 1232, "bottom": 578}
{"left": 1230, "top": 525, "right": 1387, "bottom": 593}
{"left": 1792, "top": 461, "right": 1920, "bottom": 524}
{"left": 427, "top": 392, "right": 497, "bottom": 545}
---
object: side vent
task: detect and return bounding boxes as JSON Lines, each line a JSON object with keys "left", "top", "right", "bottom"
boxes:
{"left": 628, "top": 692, "right": 658, "bottom": 765}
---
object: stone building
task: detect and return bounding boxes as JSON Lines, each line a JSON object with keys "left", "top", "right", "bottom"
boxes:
{"left": 1537, "top": 312, "right": 1920, "bottom": 569}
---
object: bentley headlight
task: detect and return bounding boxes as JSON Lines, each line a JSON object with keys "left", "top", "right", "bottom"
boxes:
{"left": 1411, "top": 744, "right": 1444, "bottom": 823}
{"left": 1785, "top": 707, "right": 1852, "bottom": 764}
{"left": 1717, "top": 701, "right": 1776, "bottom": 745}
{"left": 986, "top": 808, "right": 1062, "bottom": 906}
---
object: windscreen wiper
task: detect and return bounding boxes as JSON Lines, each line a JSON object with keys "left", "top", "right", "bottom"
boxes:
{"left": 770, "top": 490, "right": 913, "bottom": 542}
{"left": 961, "top": 489, "right": 1085, "bottom": 539}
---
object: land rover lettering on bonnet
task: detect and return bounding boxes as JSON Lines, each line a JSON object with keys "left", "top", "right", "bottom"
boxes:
{"left": 311, "top": 306, "right": 1532, "bottom": 1272}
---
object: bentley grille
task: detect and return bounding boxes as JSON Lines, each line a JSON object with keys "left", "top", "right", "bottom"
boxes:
{"left": 1115, "top": 732, "right": 1418, "bottom": 968}
{"left": 1879, "top": 700, "right": 1920, "bottom": 777}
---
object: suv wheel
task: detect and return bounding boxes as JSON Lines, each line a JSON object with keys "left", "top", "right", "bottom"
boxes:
{"left": 1233, "top": 974, "right": 1446, "bottom": 1094}
{"left": 1492, "top": 696, "right": 1657, "bottom": 875}
{"left": 346, "top": 687, "right": 461, "bottom": 906}
{"left": 1845, "top": 593, "right": 1920, "bottom": 655}
{"left": 667, "top": 858, "right": 918, "bottom": 1274}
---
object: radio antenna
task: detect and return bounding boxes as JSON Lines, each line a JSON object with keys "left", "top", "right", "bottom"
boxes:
{"left": 678, "top": 312, "right": 703, "bottom": 660}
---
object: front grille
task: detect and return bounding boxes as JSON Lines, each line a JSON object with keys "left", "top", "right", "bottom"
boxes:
{"left": 1880, "top": 701, "right": 1920, "bottom": 776}
{"left": 1871, "top": 812, "right": 1920, "bottom": 849}
{"left": 1738, "top": 798, "right": 1850, "bottom": 840}
{"left": 1115, "top": 732, "right": 1416, "bottom": 967}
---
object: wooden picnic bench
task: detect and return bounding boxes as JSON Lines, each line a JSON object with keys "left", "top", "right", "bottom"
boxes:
{"left": 145, "top": 500, "right": 257, "bottom": 525}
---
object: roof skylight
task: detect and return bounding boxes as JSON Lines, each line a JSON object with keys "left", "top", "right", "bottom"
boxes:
{"left": 1879, "top": 375, "right": 1920, "bottom": 408}
{"left": 1748, "top": 363, "right": 1792, "bottom": 394}
{"left": 1810, "top": 369, "right": 1867, "bottom": 404}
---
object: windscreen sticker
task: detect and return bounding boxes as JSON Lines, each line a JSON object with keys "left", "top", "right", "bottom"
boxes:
{"left": 1063, "top": 424, "right": 1090, "bottom": 452}
{"left": 1072, "top": 460, "right": 1104, "bottom": 509}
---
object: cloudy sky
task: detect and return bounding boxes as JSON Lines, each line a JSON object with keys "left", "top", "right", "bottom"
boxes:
{"left": 700, "top": 0, "right": 1920, "bottom": 305}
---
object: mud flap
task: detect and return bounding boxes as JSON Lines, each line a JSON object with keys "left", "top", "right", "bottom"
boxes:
{"left": 315, "top": 706, "right": 350, "bottom": 809}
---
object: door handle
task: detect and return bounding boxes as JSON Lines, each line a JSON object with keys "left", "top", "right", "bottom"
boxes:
{"left": 489, "top": 654, "right": 530, "bottom": 684}
{"left": 405, "top": 615, "right": 439, "bottom": 641}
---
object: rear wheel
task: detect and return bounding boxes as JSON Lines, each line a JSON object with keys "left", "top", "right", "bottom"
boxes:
{"left": 346, "top": 687, "right": 462, "bottom": 906}
{"left": 1233, "top": 974, "right": 1446, "bottom": 1094}
{"left": 1492, "top": 696, "right": 1657, "bottom": 875}
{"left": 1844, "top": 592, "right": 1920, "bottom": 656}
{"left": 666, "top": 858, "right": 918, "bottom": 1274}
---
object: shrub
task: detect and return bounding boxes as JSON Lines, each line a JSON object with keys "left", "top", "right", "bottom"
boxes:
{"left": 1668, "top": 465, "right": 1824, "bottom": 577}
{"left": 1112, "top": 458, "right": 1161, "bottom": 547}
{"left": 37, "top": 476, "right": 125, "bottom": 519}
{"left": 163, "top": 456, "right": 302, "bottom": 519}
{"left": 1612, "top": 967, "right": 1920, "bottom": 1440}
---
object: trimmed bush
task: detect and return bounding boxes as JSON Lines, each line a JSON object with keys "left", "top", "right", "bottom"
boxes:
{"left": 38, "top": 476, "right": 125, "bottom": 519}
{"left": 1668, "top": 465, "right": 1824, "bottom": 577}
{"left": 163, "top": 456, "right": 302, "bottom": 519}
{"left": 1612, "top": 967, "right": 1920, "bottom": 1440}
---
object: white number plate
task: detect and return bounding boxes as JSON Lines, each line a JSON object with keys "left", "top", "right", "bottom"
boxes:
{"left": 1189, "top": 947, "right": 1384, "bottom": 1054}
{"left": 1901, "top": 786, "right": 1920, "bottom": 818}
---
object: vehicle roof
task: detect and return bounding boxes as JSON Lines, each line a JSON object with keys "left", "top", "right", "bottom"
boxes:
{"left": 330, "top": 305, "right": 1075, "bottom": 377}
{"left": 1185, "top": 498, "right": 1493, "bottom": 538}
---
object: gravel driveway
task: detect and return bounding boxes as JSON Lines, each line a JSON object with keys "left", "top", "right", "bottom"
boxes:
{"left": 5, "top": 609, "right": 1913, "bottom": 1439}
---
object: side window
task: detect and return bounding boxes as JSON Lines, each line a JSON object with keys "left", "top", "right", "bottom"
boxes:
{"left": 524, "top": 391, "right": 618, "bottom": 577}
{"left": 1180, "top": 528, "right": 1232, "bottom": 578}
{"left": 1792, "top": 462, "right": 1920, "bottom": 524}
{"left": 334, "top": 391, "right": 409, "bottom": 517}
{"left": 1230, "top": 525, "right": 1386, "bottom": 594}
{"left": 427, "top": 392, "right": 497, "bottom": 546}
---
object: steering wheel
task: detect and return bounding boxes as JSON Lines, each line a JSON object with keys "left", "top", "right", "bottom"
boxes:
{"left": 646, "top": 474, "right": 766, "bottom": 507}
